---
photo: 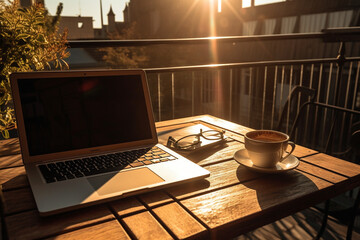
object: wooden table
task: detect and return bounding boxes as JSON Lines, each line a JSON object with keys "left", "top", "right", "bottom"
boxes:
{"left": 1, "top": 115, "right": 360, "bottom": 240}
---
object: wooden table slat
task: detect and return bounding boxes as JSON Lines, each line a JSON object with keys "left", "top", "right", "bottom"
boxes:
{"left": 122, "top": 211, "right": 173, "bottom": 240}
{"left": 0, "top": 138, "right": 20, "bottom": 157}
{"left": 5, "top": 206, "right": 115, "bottom": 240}
{"left": 0, "top": 154, "right": 23, "bottom": 169}
{"left": 45, "top": 220, "right": 130, "bottom": 240}
{"left": 303, "top": 153, "right": 360, "bottom": 178}
{"left": 153, "top": 202, "right": 208, "bottom": 240}
{"left": 292, "top": 145, "right": 318, "bottom": 158}
{"left": 138, "top": 190, "right": 174, "bottom": 208}
{"left": 0, "top": 166, "right": 29, "bottom": 191}
{"left": 167, "top": 159, "right": 259, "bottom": 200}
{"left": 158, "top": 123, "right": 245, "bottom": 167}
{"left": 155, "top": 115, "right": 253, "bottom": 136}
{"left": 2, "top": 187, "right": 36, "bottom": 215}
{"left": 184, "top": 141, "right": 244, "bottom": 167}
{"left": 296, "top": 160, "right": 348, "bottom": 184}
{"left": 109, "top": 197, "right": 146, "bottom": 217}
{"left": 180, "top": 170, "right": 334, "bottom": 237}
{"left": 1, "top": 115, "right": 359, "bottom": 240}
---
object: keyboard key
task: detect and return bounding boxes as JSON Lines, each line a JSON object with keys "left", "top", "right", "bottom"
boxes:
{"left": 45, "top": 177, "right": 56, "bottom": 183}
{"left": 39, "top": 146, "right": 177, "bottom": 183}
{"left": 130, "top": 162, "right": 144, "bottom": 167}
{"left": 74, "top": 172, "right": 84, "bottom": 178}
{"left": 66, "top": 174, "right": 75, "bottom": 179}
{"left": 55, "top": 175, "right": 66, "bottom": 181}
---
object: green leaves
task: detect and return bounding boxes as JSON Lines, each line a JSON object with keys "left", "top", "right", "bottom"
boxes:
{"left": 0, "top": 0, "right": 69, "bottom": 138}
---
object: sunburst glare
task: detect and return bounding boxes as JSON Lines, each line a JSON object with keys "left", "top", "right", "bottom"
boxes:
{"left": 209, "top": 0, "right": 218, "bottom": 63}
{"left": 175, "top": 0, "right": 201, "bottom": 35}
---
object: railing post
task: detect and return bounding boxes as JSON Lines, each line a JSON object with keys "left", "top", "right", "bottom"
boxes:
{"left": 325, "top": 42, "right": 346, "bottom": 153}
{"left": 229, "top": 69, "right": 233, "bottom": 121}
{"left": 157, "top": 74, "right": 161, "bottom": 122}
{"left": 171, "top": 73, "right": 175, "bottom": 119}
{"left": 335, "top": 42, "right": 346, "bottom": 105}
{"left": 192, "top": 71, "right": 195, "bottom": 116}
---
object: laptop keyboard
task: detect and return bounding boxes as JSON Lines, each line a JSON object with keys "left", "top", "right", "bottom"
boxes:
{"left": 38, "top": 146, "right": 177, "bottom": 183}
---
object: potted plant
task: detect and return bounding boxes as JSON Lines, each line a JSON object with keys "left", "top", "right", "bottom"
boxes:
{"left": 0, "top": 0, "right": 69, "bottom": 139}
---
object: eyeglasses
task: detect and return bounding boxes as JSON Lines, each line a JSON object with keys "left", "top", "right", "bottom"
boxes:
{"left": 167, "top": 129, "right": 225, "bottom": 151}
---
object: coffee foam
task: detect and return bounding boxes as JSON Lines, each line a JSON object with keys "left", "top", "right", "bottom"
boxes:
{"left": 248, "top": 131, "right": 286, "bottom": 142}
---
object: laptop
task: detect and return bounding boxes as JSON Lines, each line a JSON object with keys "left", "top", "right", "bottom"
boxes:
{"left": 10, "top": 69, "right": 210, "bottom": 216}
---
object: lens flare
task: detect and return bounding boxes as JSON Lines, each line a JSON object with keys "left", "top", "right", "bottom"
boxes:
{"left": 209, "top": 0, "right": 218, "bottom": 63}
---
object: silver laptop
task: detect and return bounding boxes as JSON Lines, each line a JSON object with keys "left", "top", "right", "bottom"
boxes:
{"left": 10, "top": 69, "right": 209, "bottom": 216}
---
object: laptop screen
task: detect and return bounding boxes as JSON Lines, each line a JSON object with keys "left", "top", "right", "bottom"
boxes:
{"left": 16, "top": 74, "right": 153, "bottom": 157}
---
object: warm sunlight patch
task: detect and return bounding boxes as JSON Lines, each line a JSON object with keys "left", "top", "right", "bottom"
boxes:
{"left": 242, "top": 0, "right": 285, "bottom": 8}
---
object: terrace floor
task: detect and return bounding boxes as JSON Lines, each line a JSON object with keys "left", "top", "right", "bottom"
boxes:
{"left": 236, "top": 207, "right": 360, "bottom": 240}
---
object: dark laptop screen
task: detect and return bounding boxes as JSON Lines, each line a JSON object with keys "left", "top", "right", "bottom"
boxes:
{"left": 17, "top": 75, "right": 153, "bottom": 156}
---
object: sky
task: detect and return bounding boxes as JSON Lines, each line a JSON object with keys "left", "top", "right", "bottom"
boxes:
{"left": 45, "top": 0, "right": 284, "bottom": 29}
{"left": 45, "top": 0, "right": 129, "bottom": 28}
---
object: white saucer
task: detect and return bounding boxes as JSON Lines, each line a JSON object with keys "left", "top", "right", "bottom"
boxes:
{"left": 234, "top": 149, "right": 300, "bottom": 174}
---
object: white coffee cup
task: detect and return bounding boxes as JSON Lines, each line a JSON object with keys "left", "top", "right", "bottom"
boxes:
{"left": 244, "top": 130, "right": 295, "bottom": 168}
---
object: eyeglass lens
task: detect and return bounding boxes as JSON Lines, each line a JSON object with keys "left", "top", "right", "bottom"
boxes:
{"left": 201, "top": 130, "right": 223, "bottom": 140}
{"left": 176, "top": 135, "right": 201, "bottom": 148}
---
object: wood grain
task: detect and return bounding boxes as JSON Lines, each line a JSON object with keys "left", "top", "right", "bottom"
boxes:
{"left": 156, "top": 115, "right": 207, "bottom": 128}
{"left": 167, "top": 160, "right": 259, "bottom": 200}
{"left": 302, "top": 153, "right": 360, "bottom": 178}
{"left": 1, "top": 115, "right": 360, "bottom": 240}
{"left": 292, "top": 145, "right": 317, "bottom": 158}
{"left": 180, "top": 170, "right": 334, "bottom": 238}
{"left": 0, "top": 138, "right": 20, "bottom": 157}
{"left": 296, "top": 161, "right": 347, "bottom": 184}
{"left": 0, "top": 154, "right": 23, "bottom": 169}
{"left": 0, "top": 166, "right": 29, "bottom": 191}
{"left": 109, "top": 197, "right": 146, "bottom": 217}
{"left": 138, "top": 190, "right": 174, "bottom": 208}
{"left": 157, "top": 121, "right": 245, "bottom": 167}
{"left": 2, "top": 187, "right": 36, "bottom": 215}
{"left": 155, "top": 115, "right": 253, "bottom": 135}
{"left": 45, "top": 220, "right": 130, "bottom": 240}
{"left": 122, "top": 211, "right": 173, "bottom": 240}
{"left": 5, "top": 205, "right": 114, "bottom": 240}
{"left": 157, "top": 122, "right": 198, "bottom": 142}
{"left": 153, "top": 202, "right": 208, "bottom": 240}
{"left": 182, "top": 141, "right": 244, "bottom": 167}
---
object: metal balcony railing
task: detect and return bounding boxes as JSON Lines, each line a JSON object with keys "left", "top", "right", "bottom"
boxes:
{"left": 68, "top": 28, "right": 360, "bottom": 159}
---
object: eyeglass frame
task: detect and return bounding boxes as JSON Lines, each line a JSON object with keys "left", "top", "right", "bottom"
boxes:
{"left": 166, "top": 129, "right": 226, "bottom": 151}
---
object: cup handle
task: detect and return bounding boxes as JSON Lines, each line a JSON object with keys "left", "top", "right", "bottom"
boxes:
{"left": 280, "top": 141, "right": 295, "bottom": 162}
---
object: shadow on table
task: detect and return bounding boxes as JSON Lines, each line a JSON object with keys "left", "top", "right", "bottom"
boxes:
{"left": 235, "top": 207, "right": 352, "bottom": 240}
{"left": 181, "top": 142, "right": 230, "bottom": 164}
{"left": 240, "top": 170, "right": 319, "bottom": 211}
{"left": 166, "top": 178, "right": 211, "bottom": 199}
{"left": 239, "top": 170, "right": 329, "bottom": 238}
{"left": 5, "top": 202, "right": 115, "bottom": 240}
{"left": 2, "top": 172, "right": 29, "bottom": 191}
{"left": 0, "top": 138, "right": 20, "bottom": 157}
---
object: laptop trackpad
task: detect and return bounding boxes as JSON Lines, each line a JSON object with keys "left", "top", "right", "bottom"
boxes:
{"left": 87, "top": 168, "right": 164, "bottom": 196}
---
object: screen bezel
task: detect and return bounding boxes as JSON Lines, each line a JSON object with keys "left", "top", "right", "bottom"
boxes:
{"left": 11, "top": 69, "right": 158, "bottom": 164}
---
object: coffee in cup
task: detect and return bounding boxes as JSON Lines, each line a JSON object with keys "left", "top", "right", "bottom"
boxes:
{"left": 244, "top": 130, "right": 295, "bottom": 168}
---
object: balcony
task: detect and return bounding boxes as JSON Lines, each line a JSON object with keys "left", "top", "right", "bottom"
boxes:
{"left": 2, "top": 2, "right": 360, "bottom": 239}
{"left": 68, "top": 28, "right": 360, "bottom": 162}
